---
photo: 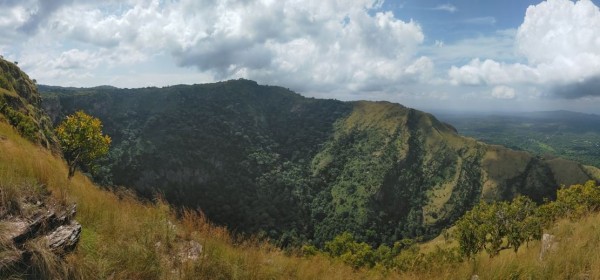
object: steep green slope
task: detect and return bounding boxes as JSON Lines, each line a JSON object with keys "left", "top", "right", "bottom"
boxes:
{"left": 0, "top": 59, "right": 57, "bottom": 149}
{"left": 309, "top": 101, "right": 598, "bottom": 244}
{"left": 40, "top": 81, "right": 600, "bottom": 246}
{"left": 309, "top": 101, "right": 483, "bottom": 244}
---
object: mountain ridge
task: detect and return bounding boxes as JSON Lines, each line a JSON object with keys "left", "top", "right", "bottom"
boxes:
{"left": 40, "top": 80, "right": 600, "bottom": 246}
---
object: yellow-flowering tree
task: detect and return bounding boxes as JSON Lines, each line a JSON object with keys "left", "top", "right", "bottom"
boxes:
{"left": 56, "top": 111, "right": 111, "bottom": 179}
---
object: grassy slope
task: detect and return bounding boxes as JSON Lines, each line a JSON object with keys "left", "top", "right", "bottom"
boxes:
{"left": 425, "top": 212, "right": 600, "bottom": 280}
{"left": 0, "top": 120, "right": 392, "bottom": 279}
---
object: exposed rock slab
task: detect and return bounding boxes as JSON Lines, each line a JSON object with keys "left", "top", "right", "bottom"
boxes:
{"left": 0, "top": 202, "right": 81, "bottom": 273}
{"left": 46, "top": 221, "right": 82, "bottom": 254}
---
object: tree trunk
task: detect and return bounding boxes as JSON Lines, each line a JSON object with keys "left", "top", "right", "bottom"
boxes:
{"left": 66, "top": 153, "right": 80, "bottom": 179}
{"left": 68, "top": 164, "right": 76, "bottom": 179}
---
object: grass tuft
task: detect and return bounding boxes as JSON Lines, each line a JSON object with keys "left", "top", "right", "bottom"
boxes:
{"left": 24, "top": 238, "right": 67, "bottom": 279}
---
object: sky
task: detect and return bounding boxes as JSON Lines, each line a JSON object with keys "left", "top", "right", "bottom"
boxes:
{"left": 1, "top": 0, "right": 600, "bottom": 113}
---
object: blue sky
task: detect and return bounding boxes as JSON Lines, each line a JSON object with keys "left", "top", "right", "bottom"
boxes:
{"left": 1, "top": 0, "right": 600, "bottom": 113}
{"left": 391, "top": 1, "right": 527, "bottom": 40}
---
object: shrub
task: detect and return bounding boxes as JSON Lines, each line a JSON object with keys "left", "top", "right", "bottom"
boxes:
{"left": 455, "top": 196, "right": 542, "bottom": 258}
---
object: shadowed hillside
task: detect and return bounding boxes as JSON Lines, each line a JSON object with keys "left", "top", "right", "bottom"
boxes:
{"left": 41, "top": 81, "right": 600, "bottom": 247}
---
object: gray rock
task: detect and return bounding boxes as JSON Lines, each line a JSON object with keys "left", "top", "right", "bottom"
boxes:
{"left": 539, "top": 233, "right": 558, "bottom": 261}
{"left": 46, "top": 221, "right": 82, "bottom": 254}
{"left": 0, "top": 202, "right": 81, "bottom": 274}
{"left": 178, "top": 240, "right": 203, "bottom": 261}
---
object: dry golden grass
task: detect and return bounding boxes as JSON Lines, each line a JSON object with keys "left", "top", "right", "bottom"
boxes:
{"left": 412, "top": 210, "right": 600, "bottom": 280}
{"left": 342, "top": 101, "right": 408, "bottom": 135}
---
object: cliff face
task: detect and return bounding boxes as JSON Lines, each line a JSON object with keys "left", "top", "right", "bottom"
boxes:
{"left": 0, "top": 58, "right": 57, "bottom": 149}
{"left": 40, "top": 80, "right": 600, "bottom": 246}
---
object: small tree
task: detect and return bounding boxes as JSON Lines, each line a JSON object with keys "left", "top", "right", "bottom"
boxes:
{"left": 455, "top": 196, "right": 542, "bottom": 258}
{"left": 454, "top": 201, "right": 492, "bottom": 258}
{"left": 56, "top": 111, "right": 111, "bottom": 179}
{"left": 504, "top": 196, "right": 541, "bottom": 252}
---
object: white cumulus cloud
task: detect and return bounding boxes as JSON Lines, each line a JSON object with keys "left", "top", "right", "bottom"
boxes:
{"left": 449, "top": 58, "right": 537, "bottom": 86}
{"left": 0, "top": 0, "right": 432, "bottom": 94}
{"left": 449, "top": 0, "right": 600, "bottom": 99}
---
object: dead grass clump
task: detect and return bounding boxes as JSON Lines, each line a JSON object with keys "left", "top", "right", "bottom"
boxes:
{"left": 23, "top": 238, "right": 66, "bottom": 279}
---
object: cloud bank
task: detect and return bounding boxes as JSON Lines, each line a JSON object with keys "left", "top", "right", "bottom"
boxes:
{"left": 449, "top": 0, "right": 600, "bottom": 99}
{"left": 0, "top": 0, "right": 433, "bottom": 94}
{"left": 1, "top": 0, "right": 600, "bottom": 109}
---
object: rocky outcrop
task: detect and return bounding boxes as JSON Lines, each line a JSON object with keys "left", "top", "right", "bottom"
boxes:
{"left": 46, "top": 222, "right": 82, "bottom": 254}
{"left": 0, "top": 192, "right": 81, "bottom": 274}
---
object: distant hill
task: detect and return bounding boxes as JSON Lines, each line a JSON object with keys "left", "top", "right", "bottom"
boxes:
{"left": 438, "top": 111, "right": 600, "bottom": 168}
{"left": 40, "top": 81, "right": 600, "bottom": 246}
